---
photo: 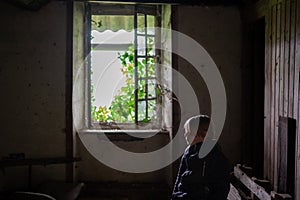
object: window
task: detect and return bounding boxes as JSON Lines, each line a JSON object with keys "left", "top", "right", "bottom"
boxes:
{"left": 87, "top": 3, "right": 163, "bottom": 130}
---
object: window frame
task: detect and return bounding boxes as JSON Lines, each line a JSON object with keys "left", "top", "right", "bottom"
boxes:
{"left": 85, "top": 3, "right": 162, "bottom": 130}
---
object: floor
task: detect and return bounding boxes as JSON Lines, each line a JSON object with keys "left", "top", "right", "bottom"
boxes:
{"left": 78, "top": 182, "right": 171, "bottom": 200}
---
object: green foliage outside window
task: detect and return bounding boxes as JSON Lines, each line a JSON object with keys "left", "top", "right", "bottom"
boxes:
{"left": 91, "top": 44, "right": 157, "bottom": 123}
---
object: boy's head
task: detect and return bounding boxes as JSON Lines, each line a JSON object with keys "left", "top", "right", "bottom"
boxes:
{"left": 183, "top": 115, "right": 210, "bottom": 145}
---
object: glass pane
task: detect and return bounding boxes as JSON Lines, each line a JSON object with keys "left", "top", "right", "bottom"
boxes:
{"left": 147, "top": 15, "right": 155, "bottom": 34}
{"left": 138, "top": 101, "right": 146, "bottom": 121}
{"left": 148, "top": 79, "right": 156, "bottom": 98}
{"left": 148, "top": 100, "right": 157, "bottom": 120}
{"left": 137, "top": 58, "right": 146, "bottom": 77}
{"left": 92, "top": 15, "right": 134, "bottom": 32}
{"left": 147, "top": 58, "right": 155, "bottom": 77}
{"left": 137, "top": 36, "right": 146, "bottom": 56}
{"left": 147, "top": 36, "right": 155, "bottom": 56}
{"left": 138, "top": 80, "right": 146, "bottom": 99}
{"left": 90, "top": 14, "right": 136, "bottom": 124}
{"left": 137, "top": 14, "right": 145, "bottom": 34}
{"left": 90, "top": 11, "right": 159, "bottom": 125}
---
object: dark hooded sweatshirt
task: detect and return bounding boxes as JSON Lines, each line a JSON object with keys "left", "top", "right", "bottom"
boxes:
{"left": 172, "top": 141, "right": 230, "bottom": 200}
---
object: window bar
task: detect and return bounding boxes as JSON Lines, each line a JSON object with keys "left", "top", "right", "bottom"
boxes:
{"left": 134, "top": 6, "right": 139, "bottom": 125}
{"left": 145, "top": 13, "right": 149, "bottom": 121}
{"left": 137, "top": 55, "right": 155, "bottom": 58}
{"left": 139, "top": 77, "right": 156, "bottom": 80}
{"left": 138, "top": 97, "right": 156, "bottom": 101}
{"left": 137, "top": 33, "right": 155, "bottom": 37}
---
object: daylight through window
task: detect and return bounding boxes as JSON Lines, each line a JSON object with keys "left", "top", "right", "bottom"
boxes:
{"left": 89, "top": 4, "right": 161, "bottom": 129}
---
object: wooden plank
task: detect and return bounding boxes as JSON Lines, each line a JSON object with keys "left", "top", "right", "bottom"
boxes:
{"left": 274, "top": 2, "right": 281, "bottom": 191}
{"left": 264, "top": 5, "right": 272, "bottom": 180}
{"left": 290, "top": 0, "right": 299, "bottom": 197}
{"left": 227, "top": 184, "right": 242, "bottom": 200}
{"left": 270, "top": 4, "right": 277, "bottom": 186}
{"left": 283, "top": 0, "right": 291, "bottom": 117}
{"left": 290, "top": 0, "right": 299, "bottom": 194}
{"left": 234, "top": 165, "right": 271, "bottom": 200}
{"left": 292, "top": 0, "right": 299, "bottom": 121}
{"left": 277, "top": 117, "right": 296, "bottom": 196}
{"left": 287, "top": 118, "right": 296, "bottom": 196}
{"left": 295, "top": 0, "right": 300, "bottom": 198}
{"left": 278, "top": 116, "right": 289, "bottom": 193}
{"left": 279, "top": 1, "right": 286, "bottom": 117}
{"left": 271, "top": 191, "right": 292, "bottom": 199}
{"left": 288, "top": 0, "right": 296, "bottom": 117}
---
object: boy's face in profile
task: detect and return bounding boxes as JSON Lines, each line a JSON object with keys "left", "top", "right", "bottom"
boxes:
{"left": 184, "top": 125, "right": 197, "bottom": 145}
{"left": 184, "top": 120, "right": 208, "bottom": 145}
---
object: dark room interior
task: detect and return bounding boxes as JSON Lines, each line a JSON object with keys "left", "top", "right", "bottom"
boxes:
{"left": 0, "top": 0, "right": 300, "bottom": 199}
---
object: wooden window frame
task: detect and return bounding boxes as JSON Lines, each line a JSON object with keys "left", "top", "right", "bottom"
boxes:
{"left": 86, "top": 3, "right": 162, "bottom": 130}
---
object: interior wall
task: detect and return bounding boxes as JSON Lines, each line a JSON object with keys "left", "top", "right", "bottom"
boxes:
{"left": 0, "top": 1, "right": 67, "bottom": 190}
{"left": 172, "top": 5, "right": 242, "bottom": 165}
{"left": 243, "top": 0, "right": 300, "bottom": 198}
{"left": 262, "top": 0, "right": 300, "bottom": 197}
{"left": 0, "top": 0, "right": 244, "bottom": 193}
{"left": 73, "top": 3, "right": 173, "bottom": 186}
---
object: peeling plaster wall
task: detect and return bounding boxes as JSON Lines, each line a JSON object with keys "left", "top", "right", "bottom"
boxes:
{"left": 73, "top": 3, "right": 174, "bottom": 185}
{"left": 0, "top": 1, "right": 67, "bottom": 190}
{"left": 76, "top": 133, "right": 171, "bottom": 183}
{"left": 173, "top": 5, "right": 242, "bottom": 165}
{"left": 0, "top": 1, "right": 243, "bottom": 192}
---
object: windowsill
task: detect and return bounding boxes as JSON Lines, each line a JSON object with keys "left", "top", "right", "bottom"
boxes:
{"left": 91, "top": 122, "right": 161, "bottom": 130}
{"left": 77, "top": 129, "right": 170, "bottom": 141}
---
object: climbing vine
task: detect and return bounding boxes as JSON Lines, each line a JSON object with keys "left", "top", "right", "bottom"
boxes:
{"left": 91, "top": 44, "right": 157, "bottom": 124}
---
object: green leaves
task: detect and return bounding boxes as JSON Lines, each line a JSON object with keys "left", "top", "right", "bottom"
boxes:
{"left": 97, "top": 20, "right": 102, "bottom": 28}
{"left": 91, "top": 42, "right": 157, "bottom": 124}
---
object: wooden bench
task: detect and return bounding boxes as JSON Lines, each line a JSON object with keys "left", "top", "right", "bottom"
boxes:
{"left": 227, "top": 164, "right": 292, "bottom": 200}
{"left": 227, "top": 183, "right": 243, "bottom": 200}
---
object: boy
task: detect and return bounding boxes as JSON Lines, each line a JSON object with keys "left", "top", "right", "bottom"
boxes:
{"left": 172, "top": 115, "right": 230, "bottom": 200}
